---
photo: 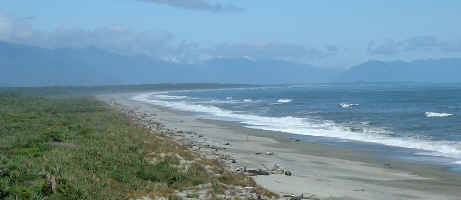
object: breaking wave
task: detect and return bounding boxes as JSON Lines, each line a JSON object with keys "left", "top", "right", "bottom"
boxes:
{"left": 425, "top": 112, "right": 455, "bottom": 118}
{"left": 133, "top": 93, "right": 461, "bottom": 164}
{"left": 277, "top": 99, "right": 293, "bottom": 103}
{"left": 153, "top": 94, "right": 188, "bottom": 100}
{"left": 340, "top": 103, "right": 360, "bottom": 108}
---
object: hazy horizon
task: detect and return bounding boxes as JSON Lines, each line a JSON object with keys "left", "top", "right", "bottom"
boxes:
{"left": 2, "top": 3, "right": 461, "bottom": 199}
{"left": 1, "top": 1, "right": 461, "bottom": 86}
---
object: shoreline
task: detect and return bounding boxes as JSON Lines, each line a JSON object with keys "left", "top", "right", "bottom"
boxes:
{"left": 99, "top": 92, "right": 461, "bottom": 200}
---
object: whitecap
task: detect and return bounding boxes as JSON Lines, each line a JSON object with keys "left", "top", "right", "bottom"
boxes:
{"left": 340, "top": 103, "right": 359, "bottom": 108}
{"left": 199, "top": 99, "right": 241, "bottom": 104}
{"left": 133, "top": 92, "right": 461, "bottom": 162}
{"left": 243, "top": 99, "right": 253, "bottom": 102}
{"left": 360, "top": 121, "right": 372, "bottom": 126}
{"left": 153, "top": 94, "right": 188, "bottom": 100}
{"left": 277, "top": 99, "right": 292, "bottom": 103}
{"left": 425, "top": 112, "right": 454, "bottom": 118}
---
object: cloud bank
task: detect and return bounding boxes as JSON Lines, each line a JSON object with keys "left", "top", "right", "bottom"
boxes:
{"left": 138, "top": 0, "right": 244, "bottom": 13}
{"left": 368, "top": 36, "right": 461, "bottom": 55}
{"left": 0, "top": 11, "right": 337, "bottom": 64}
{"left": 205, "top": 42, "right": 339, "bottom": 61}
{"left": 0, "top": 12, "right": 176, "bottom": 58}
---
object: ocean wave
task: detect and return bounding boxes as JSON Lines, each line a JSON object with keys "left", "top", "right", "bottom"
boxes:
{"left": 154, "top": 94, "right": 188, "bottom": 100}
{"left": 339, "top": 103, "right": 360, "bottom": 108}
{"left": 425, "top": 112, "right": 454, "bottom": 118}
{"left": 243, "top": 99, "right": 253, "bottom": 102}
{"left": 133, "top": 93, "right": 461, "bottom": 164}
{"left": 360, "top": 121, "right": 372, "bottom": 126}
{"left": 198, "top": 99, "right": 242, "bottom": 104}
{"left": 277, "top": 99, "right": 292, "bottom": 103}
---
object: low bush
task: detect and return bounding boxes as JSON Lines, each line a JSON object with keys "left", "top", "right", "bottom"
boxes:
{"left": 0, "top": 92, "right": 274, "bottom": 199}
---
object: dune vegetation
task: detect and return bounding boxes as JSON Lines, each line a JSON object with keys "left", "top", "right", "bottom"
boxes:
{"left": 0, "top": 92, "right": 274, "bottom": 200}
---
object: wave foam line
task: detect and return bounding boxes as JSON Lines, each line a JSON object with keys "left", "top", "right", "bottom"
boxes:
{"left": 277, "top": 99, "right": 292, "bottom": 103}
{"left": 340, "top": 103, "right": 359, "bottom": 108}
{"left": 133, "top": 93, "right": 461, "bottom": 163}
{"left": 425, "top": 112, "right": 455, "bottom": 118}
{"left": 154, "top": 94, "right": 188, "bottom": 100}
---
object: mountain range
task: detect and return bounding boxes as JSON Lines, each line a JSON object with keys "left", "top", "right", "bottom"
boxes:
{"left": 338, "top": 59, "right": 461, "bottom": 82}
{"left": 1, "top": 41, "right": 460, "bottom": 86}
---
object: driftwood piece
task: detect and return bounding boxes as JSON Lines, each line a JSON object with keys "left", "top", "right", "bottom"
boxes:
{"left": 47, "top": 174, "right": 57, "bottom": 193}
{"left": 245, "top": 168, "right": 270, "bottom": 176}
{"left": 289, "top": 194, "right": 303, "bottom": 200}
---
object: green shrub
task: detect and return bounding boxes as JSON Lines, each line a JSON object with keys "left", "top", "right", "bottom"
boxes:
{"left": 77, "top": 128, "right": 96, "bottom": 136}
{"left": 137, "top": 162, "right": 179, "bottom": 183}
{"left": 0, "top": 92, "right": 271, "bottom": 199}
{"left": 41, "top": 130, "right": 66, "bottom": 142}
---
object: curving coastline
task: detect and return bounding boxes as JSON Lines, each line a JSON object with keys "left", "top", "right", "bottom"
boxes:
{"left": 99, "top": 92, "right": 461, "bottom": 200}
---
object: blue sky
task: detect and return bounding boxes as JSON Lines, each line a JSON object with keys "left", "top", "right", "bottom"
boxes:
{"left": 2, "top": 0, "right": 461, "bottom": 68}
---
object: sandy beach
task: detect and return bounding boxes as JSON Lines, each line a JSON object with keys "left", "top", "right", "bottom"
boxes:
{"left": 99, "top": 92, "right": 461, "bottom": 200}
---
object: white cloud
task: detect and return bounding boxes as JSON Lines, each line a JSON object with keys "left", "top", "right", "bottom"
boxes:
{"left": 0, "top": 12, "right": 177, "bottom": 58}
{"left": 0, "top": 11, "right": 339, "bottom": 65}
{"left": 138, "top": 0, "right": 244, "bottom": 13}
{"left": 205, "top": 42, "right": 339, "bottom": 61}
{"left": 368, "top": 36, "right": 461, "bottom": 55}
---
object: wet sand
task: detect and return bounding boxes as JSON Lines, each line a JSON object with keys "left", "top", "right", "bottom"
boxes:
{"left": 99, "top": 92, "right": 461, "bottom": 200}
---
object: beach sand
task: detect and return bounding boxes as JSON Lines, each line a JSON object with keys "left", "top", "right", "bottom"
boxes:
{"left": 99, "top": 92, "right": 461, "bottom": 200}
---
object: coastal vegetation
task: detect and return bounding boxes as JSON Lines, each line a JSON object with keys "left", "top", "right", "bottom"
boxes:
{"left": 0, "top": 83, "right": 257, "bottom": 97}
{"left": 0, "top": 91, "right": 275, "bottom": 199}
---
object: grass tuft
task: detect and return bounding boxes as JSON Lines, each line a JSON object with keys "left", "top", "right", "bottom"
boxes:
{"left": 0, "top": 92, "right": 275, "bottom": 199}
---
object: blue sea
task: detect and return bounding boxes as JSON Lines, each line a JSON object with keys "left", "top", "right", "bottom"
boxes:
{"left": 134, "top": 83, "right": 461, "bottom": 170}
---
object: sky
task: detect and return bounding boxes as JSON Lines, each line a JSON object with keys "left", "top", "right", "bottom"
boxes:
{"left": 2, "top": 0, "right": 461, "bottom": 68}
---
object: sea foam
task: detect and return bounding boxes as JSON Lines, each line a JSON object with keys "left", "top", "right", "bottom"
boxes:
{"left": 425, "top": 112, "right": 454, "bottom": 118}
{"left": 154, "top": 94, "right": 188, "bottom": 100}
{"left": 199, "top": 99, "right": 242, "bottom": 104}
{"left": 339, "top": 103, "right": 360, "bottom": 108}
{"left": 133, "top": 93, "right": 461, "bottom": 164}
{"left": 277, "top": 99, "right": 292, "bottom": 103}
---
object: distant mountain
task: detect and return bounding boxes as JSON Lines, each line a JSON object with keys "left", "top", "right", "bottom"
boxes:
{"left": 0, "top": 41, "right": 337, "bottom": 86}
{"left": 338, "top": 59, "right": 461, "bottom": 83}
{"left": 0, "top": 41, "right": 194, "bottom": 86}
{"left": 196, "top": 58, "right": 337, "bottom": 84}
{"left": 5, "top": 41, "right": 459, "bottom": 86}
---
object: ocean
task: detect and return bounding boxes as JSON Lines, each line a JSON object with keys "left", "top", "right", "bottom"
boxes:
{"left": 133, "top": 83, "right": 461, "bottom": 170}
